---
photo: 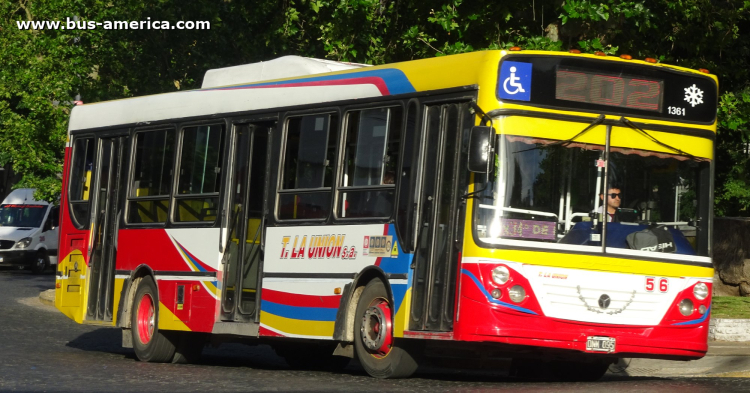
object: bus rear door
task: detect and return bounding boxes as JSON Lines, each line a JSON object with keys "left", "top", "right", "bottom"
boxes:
{"left": 87, "top": 135, "right": 128, "bottom": 323}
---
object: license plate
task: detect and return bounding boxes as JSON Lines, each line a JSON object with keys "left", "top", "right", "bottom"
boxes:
{"left": 586, "top": 336, "right": 616, "bottom": 353}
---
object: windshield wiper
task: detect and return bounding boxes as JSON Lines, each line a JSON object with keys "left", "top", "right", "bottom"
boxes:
{"left": 618, "top": 117, "right": 699, "bottom": 161}
{"left": 515, "top": 114, "right": 605, "bottom": 154}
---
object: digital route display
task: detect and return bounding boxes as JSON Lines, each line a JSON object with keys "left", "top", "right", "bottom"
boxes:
{"left": 555, "top": 68, "right": 663, "bottom": 113}
{"left": 496, "top": 55, "right": 717, "bottom": 124}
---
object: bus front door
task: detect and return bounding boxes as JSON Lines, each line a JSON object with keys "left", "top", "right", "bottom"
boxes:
{"left": 410, "top": 103, "right": 470, "bottom": 332}
{"left": 87, "top": 135, "right": 127, "bottom": 322}
{"left": 220, "top": 123, "right": 271, "bottom": 323}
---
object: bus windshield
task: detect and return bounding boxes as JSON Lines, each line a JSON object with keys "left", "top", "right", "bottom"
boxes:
{"left": 0, "top": 204, "right": 49, "bottom": 228}
{"left": 474, "top": 130, "right": 711, "bottom": 258}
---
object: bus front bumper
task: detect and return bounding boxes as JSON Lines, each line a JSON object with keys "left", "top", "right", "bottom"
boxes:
{"left": 454, "top": 296, "right": 709, "bottom": 361}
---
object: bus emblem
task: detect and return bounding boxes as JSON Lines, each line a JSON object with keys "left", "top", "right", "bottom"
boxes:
{"left": 598, "top": 294, "right": 611, "bottom": 310}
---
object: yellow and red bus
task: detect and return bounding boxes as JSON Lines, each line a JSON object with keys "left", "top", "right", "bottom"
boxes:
{"left": 56, "top": 50, "right": 717, "bottom": 380}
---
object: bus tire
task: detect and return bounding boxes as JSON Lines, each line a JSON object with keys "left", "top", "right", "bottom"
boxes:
{"left": 131, "top": 276, "right": 176, "bottom": 362}
{"left": 353, "top": 279, "right": 418, "bottom": 379}
{"left": 31, "top": 251, "right": 49, "bottom": 274}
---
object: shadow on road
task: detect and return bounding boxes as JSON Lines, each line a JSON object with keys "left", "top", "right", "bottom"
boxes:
{"left": 66, "top": 327, "right": 135, "bottom": 359}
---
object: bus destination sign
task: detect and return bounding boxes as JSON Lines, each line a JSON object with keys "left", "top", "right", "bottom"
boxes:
{"left": 497, "top": 55, "right": 717, "bottom": 124}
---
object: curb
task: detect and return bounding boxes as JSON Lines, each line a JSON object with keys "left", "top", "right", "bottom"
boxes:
{"left": 39, "top": 289, "right": 55, "bottom": 307}
{"left": 710, "top": 318, "right": 750, "bottom": 342}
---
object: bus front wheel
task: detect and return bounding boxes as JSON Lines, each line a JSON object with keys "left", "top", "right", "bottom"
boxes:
{"left": 353, "top": 279, "right": 418, "bottom": 379}
{"left": 131, "top": 276, "right": 176, "bottom": 362}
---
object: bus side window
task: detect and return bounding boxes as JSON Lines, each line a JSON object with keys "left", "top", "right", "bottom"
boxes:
{"left": 277, "top": 113, "right": 338, "bottom": 220}
{"left": 69, "top": 137, "right": 95, "bottom": 228}
{"left": 173, "top": 124, "right": 225, "bottom": 223}
{"left": 127, "top": 129, "right": 175, "bottom": 224}
{"left": 338, "top": 106, "right": 401, "bottom": 219}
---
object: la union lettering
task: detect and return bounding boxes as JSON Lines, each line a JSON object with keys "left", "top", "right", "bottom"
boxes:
{"left": 279, "top": 234, "right": 357, "bottom": 260}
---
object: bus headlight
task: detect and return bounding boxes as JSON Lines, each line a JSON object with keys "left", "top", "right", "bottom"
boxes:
{"left": 13, "top": 237, "right": 32, "bottom": 249}
{"left": 679, "top": 299, "right": 694, "bottom": 316}
{"left": 693, "top": 283, "right": 709, "bottom": 300}
{"left": 491, "top": 266, "right": 510, "bottom": 285}
{"left": 508, "top": 285, "right": 526, "bottom": 303}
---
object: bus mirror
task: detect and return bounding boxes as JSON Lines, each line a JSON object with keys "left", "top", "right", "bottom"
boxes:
{"left": 468, "top": 126, "right": 493, "bottom": 173}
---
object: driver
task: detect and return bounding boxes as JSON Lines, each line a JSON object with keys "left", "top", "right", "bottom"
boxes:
{"left": 597, "top": 186, "right": 622, "bottom": 222}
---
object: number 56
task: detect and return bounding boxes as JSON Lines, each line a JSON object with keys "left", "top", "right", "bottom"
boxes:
{"left": 645, "top": 277, "right": 669, "bottom": 293}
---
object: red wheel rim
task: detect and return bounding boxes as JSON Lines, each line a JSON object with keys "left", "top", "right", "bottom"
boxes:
{"left": 360, "top": 298, "right": 393, "bottom": 358}
{"left": 136, "top": 293, "right": 155, "bottom": 344}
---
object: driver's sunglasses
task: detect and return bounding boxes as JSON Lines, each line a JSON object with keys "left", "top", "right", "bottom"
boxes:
{"left": 608, "top": 193, "right": 622, "bottom": 199}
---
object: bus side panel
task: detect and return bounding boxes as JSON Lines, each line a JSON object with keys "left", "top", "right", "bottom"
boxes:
{"left": 116, "top": 227, "right": 220, "bottom": 333}
{"left": 260, "top": 224, "right": 412, "bottom": 339}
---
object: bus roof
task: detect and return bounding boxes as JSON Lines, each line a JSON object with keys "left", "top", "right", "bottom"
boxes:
{"left": 67, "top": 51, "right": 498, "bottom": 132}
{"left": 201, "top": 56, "right": 369, "bottom": 89}
{"left": 67, "top": 50, "right": 716, "bottom": 133}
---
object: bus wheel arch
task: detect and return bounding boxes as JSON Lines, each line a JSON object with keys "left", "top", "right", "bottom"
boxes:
{"left": 335, "top": 267, "right": 393, "bottom": 344}
{"left": 120, "top": 265, "right": 155, "bottom": 330}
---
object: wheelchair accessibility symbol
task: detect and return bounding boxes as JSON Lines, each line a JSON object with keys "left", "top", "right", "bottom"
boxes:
{"left": 498, "top": 61, "right": 532, "bottom": 101}
{"left": 503, "top": 67, "right": 526, "bottom": 95}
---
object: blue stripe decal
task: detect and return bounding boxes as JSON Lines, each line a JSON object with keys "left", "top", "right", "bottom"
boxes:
{"left": 260, "top": 300, "right": 338, "bottom": 322}
{"left": 671, "top": 305, "right": 711, "bottom": 326}
{"left": 461, "top": 269, "right": 539, "bottom": 315}
{"left": 206, "top": 69, "right": 416, "bottom": 95}
{"left": 174, "top": 240, "right": 207, "bottom": 272}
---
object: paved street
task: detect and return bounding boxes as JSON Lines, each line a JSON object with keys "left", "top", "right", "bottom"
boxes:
{"left": 2, "top": 267, "right": 750, "bottom": 392}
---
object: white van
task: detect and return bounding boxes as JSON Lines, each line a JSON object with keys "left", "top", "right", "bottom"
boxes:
{"left": 0, "top": 189, "right": 59, "bottom": 273}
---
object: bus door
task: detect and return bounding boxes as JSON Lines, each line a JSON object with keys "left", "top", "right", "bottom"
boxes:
{"left": 410, "top": 103, "right": 470, "bottom": 331}
{"left": 220, "top": 123, "right": 271, "bottom": 323}
{"left": 87, "top": 135, "right": 127, "bottom": 322}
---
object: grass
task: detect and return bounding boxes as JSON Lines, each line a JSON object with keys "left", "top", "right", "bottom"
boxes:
{"left": 711, "top": 296, "right": 750, "bottom": 319}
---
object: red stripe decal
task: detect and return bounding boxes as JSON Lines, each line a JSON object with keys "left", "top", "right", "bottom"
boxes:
{"left": 259, "top": 326, "right": 285, "bottom": 337}
{"left": 262, "top": 288, "right": 342, "bottom": 308}
{"left": 217, "top": 77, "right": 390, "bottom": 96}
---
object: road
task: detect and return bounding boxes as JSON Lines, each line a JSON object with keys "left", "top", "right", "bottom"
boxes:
{"left": 1, "top": 267, "right": 749, "bottom": 392}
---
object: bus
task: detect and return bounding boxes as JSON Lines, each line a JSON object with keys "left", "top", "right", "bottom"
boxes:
{"left": 55, "top": 50, "right": 717, "bottom": 380}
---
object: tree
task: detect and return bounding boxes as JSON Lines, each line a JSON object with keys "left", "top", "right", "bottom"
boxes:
{"left": 2, "top": 0, "right": 750, "bottom": 215}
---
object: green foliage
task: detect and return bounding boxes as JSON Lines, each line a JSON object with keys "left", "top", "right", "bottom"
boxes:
{"left": 715, "top": 88, "right": 750, "bottom": 215}
{"left": 1, "top": 0, "right": 750, "bottom": 214}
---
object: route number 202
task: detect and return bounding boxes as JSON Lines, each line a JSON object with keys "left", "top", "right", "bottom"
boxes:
{"left": 645, "top": 277, "right": 668, "bottom": 293}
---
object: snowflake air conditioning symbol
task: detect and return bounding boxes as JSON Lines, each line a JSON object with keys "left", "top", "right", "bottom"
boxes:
{"left": 684, "top": 84, "right": 704, "bottom": 107}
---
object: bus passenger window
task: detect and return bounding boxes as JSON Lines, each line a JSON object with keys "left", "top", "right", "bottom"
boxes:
{"left": 69, "top": 137, "right": 95, "bottom": 228}
{"left": 127, "top": 129, "right": 174, "bottom": 224}
{"left": 278, "top": 114, "right": 338, "bottom": 220}
{"left": 338, "top": 107, "right": 401, "bottom": 219}
{"left": 173, "top": 124, "right": 225, "bottom": 223}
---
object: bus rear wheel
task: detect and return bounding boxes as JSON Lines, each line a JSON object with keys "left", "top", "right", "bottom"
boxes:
{"left": 131, "top": 276, "right": 176, "bottom": 362}
{"left": 353, "top": 279, "right": 418, "bottom": 379}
